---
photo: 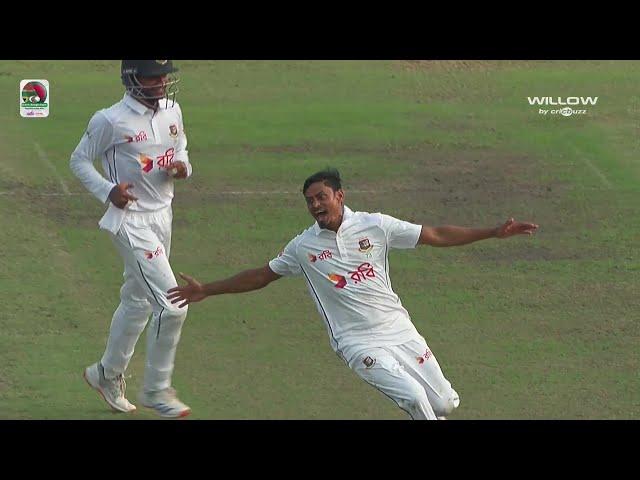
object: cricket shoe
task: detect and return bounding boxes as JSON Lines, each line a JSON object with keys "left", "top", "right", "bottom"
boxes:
{"left": 83, "top": 362, "right": 136, "bottom": 413}
{"left": 140, "top": 387, "right": 191, "bottom": 418}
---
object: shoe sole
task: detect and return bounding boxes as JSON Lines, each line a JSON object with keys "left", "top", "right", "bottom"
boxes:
{"left": 83, "top": 368, "right": 136, "bottom": 413}
{"left": 142, "top": 403, "right": 191, "bottom": 419}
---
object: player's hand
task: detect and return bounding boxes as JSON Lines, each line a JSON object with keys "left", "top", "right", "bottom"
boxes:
{"left": 496, "top": 217, "right": 539, "bottom": 238}
{"left": 108, "top": 183, "right": 138, "bottom": 209}
{"left": 168, "top": 272, "right": 207, "bottom": 308}
{"left": 168, "top": 161, "right": 188, "bottom": 179}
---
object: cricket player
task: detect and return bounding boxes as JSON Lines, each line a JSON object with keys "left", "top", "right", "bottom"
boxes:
{"left": 70, "top": 60, "right": 193, "bottom": 418}
{"left": 167, "top": 168, "right": 539, "bottom": 419}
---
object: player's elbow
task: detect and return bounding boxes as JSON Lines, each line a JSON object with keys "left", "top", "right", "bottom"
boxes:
{"left": 258, "top": 266, "right": 280, "bottom": 289}
{"left": 421, "top": 233, "right": 447, "bottom": 247}
{"left": 419, "top": 226, "right": 446, "bottom": 247}
{"left": 69, "top": 151, "right": 85, "bottom": 173}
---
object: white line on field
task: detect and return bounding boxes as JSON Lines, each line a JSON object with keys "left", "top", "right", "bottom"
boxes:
{"left": 34, "top": 142, "right": 71, "bottom": 195}
{"left": 582, "top": 157, "right": 612, "bottom": 189}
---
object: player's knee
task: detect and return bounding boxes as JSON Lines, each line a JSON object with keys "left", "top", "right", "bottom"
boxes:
{"left": 433, "top": 388, "right": 460, "bottom": 416}
{"left": 122, "top": 299, "right": 152, "bottom": 317}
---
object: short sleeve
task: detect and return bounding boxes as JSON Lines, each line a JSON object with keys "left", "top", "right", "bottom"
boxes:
{"left": 379, "top": 213, "right": 422, "bottom": 249}
{"left": 268, "top": 234, "right": 303, "bottom": 277}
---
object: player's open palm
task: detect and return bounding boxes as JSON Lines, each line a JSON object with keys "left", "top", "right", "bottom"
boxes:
{"left": 168, "top": 273, "right": 206, "bottom": 308}
{"left": 496, "top": 218, "right": 539, "bottom": 238}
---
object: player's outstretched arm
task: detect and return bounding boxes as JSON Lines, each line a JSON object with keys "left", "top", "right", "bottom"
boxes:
{"left": 167, "top": 265, "right": 282, "bottom": 308}
{"left": 418, "top": 217, "right": 539, "bottom": 247}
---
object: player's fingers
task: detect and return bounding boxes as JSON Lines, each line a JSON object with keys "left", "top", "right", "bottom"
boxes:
{"left": 124, "top": 183, "right": 135, "bottom": 190}
{"left": 179, "top": 272, "right": 197, "bottom": 284}
{"left": 178, "top": 300, "right": 189, "bottom": 308}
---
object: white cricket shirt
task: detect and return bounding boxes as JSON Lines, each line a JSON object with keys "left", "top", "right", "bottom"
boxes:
{"left": 269, "top": 206, "right": 423, "bottom": 364}
{"left": 70, "top": 93, "right": 192, "bottom": 212}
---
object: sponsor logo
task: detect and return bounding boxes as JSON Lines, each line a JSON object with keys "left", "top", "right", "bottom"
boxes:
{"left": 144, "top": 246, "right": 164, "bottom": 260}
{"left": 125, "top": 131, "right": 148, "bottom": 143}
{"left": 348, "top": 262, "right": 376, "bottom": 284}
{"left": 328, "top": 274, "right": 347, "bottom": 289}
{"left": 363, "top": 356, "right": 376, "bottom": 368}
{"left": 156, "top": 147, "right": 175, "bottom": 169}
{"left": 139, "top": 155, "right": 154, "bottom": 173}
{"left": 358, "top": 238, "right": 373, "bottom": 254}
{"left": 310, "top": 250, "right": 332, "bottom": 262}
{"left": 416, "top": 349, "right": 432, "bottom": 365}
{"left": 318, "top": 250, "right": 332, "bottom": 260}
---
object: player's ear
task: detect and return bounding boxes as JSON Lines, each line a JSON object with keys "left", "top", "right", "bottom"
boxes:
{"left": 335, "top": 188, "right": 344, "bottom": 202}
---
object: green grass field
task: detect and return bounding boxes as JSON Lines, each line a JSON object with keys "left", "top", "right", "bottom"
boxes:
{"left": 1, "top": 60, "right": 638, "bottom": 419}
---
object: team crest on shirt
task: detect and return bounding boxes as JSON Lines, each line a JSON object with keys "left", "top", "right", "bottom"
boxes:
{"left": 169, "top": 124, "right": 178, "bottom": 138}
{"left": 308, "top": 253, "right": 317, "bottom": 263}
{"left": 363, "top": 356, "right": 376, "bottom": 368}
{"left": 358, "top": 238, "right": 373, "bottom": 255}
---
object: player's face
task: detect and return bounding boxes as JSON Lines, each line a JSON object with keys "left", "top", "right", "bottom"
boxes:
{"left": 137, "top": 74, "right": 168, "bottom": 99}
{"left": 304, "top": 182, "right": 344, "bottom": 230}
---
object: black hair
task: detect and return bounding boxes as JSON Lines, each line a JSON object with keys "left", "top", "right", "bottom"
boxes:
{"left": 302, "top": 168, "right": 342, "bottom": 194}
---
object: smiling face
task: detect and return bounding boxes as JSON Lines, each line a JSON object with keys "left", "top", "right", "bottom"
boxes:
{"left": 303, "top": 181, "right": 344, "bottom": 232}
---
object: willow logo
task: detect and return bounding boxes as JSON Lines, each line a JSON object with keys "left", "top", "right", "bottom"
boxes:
{"left": 528, "top": 96, "right": 598, "bottom": 117}
{"left": 20, "top": 79, "right": 49, "bottom": 118}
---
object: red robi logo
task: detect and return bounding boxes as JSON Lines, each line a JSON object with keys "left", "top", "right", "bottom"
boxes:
{"left": 156, "top": 148, "right": 175, "bottom": 169}
{"left": 125, "top": 131, "right": 148, "bottom": 143}
{"left": 139, "top": 155, "right": 154, "bottom": 173}
{"left": 416, "top": 349, "right": 432, "bottom": 364}
{"left": 145, "top": 246, "right": 164, "bottom": 260}
{"left": 328, "top": 274, "right": 347, "bottom": 289}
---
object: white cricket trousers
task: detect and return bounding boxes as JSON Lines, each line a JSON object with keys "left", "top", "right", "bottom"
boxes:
{"left": 350, "top": 335, "right": 460, "bottom": 420}
{"left": 100, "top": 206, "right": 188, "bottom": 393}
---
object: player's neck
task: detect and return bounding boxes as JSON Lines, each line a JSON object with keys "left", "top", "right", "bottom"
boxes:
{"left": 133, "top": 95, "right": 159, "bottom": 112}
{"left": 326, "top": 209, "right": 344, "bottom": 232}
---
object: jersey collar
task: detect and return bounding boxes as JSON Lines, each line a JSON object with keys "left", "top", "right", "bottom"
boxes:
{"left": 123, "top": 93, "right": 154, "bottom": 116}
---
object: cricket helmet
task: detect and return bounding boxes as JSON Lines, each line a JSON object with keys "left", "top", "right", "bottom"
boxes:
{"left": 121, "top": 60, "right": 180, "bottom": 104}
